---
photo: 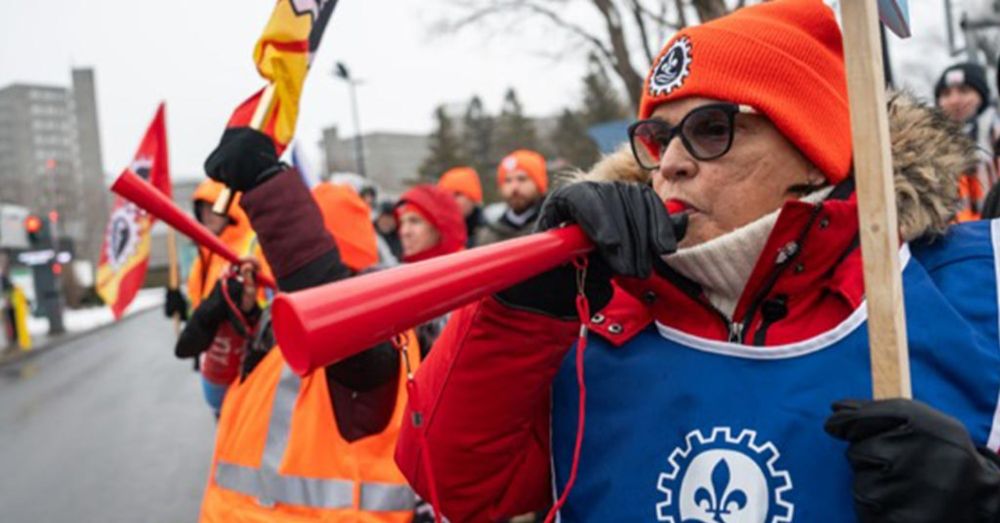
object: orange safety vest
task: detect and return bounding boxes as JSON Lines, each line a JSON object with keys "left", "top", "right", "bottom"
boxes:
{"left": 188, "top": 232, "right": 262, "bottom": 307}
{"left": 199, "top": 331, "right": 421, "bottom": 522}
{"left": 188, "top": 232, "right": 272, "bottom": 311}
{"left": 957, "top": 171, "right": 985, "bottom": 222}
{"left": 187, "top": 180, "right": 272, "bottom": 308}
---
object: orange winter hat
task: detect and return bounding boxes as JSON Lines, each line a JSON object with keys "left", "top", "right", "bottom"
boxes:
{"left": 311, "top": 182, "right": 378, "bottom": 271}
{"left": 638, "top": 0, "right": 851, "bottom": 183}
{"left": 438, "top": 166, "right": 483, "bottom": 204}
{"left": 497, "top": 150, "right": 548, "bottom": 194}
{"left": 192, "top": 179, "right": 248, "bottom": 226}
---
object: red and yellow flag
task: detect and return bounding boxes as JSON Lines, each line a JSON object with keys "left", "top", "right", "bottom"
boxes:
{"left": 96, "top": 103, "right": 170, "bottom": 319}
{"left": 227, "top": 0, "right": 339, "bottom": 154}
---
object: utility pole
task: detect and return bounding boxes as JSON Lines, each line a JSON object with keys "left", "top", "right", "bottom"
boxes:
{"left": 334, "top": 62, "right": 367, "bottom": 177}
{"left": 944, "top": 0, "right": 1000, "bottom": 66}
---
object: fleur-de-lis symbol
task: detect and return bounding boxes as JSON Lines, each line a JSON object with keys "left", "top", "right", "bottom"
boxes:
{"left": 655, "top": 49, "right": 682, "bottom": 83}
{"left": 666, "top": 52, "right": 681, "bottom": 74}
{"left": 693, "top": 459, "right": 748, "bottom": 523}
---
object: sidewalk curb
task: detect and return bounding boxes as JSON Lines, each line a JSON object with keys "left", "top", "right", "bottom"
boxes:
{"left": 0, "top": 304, "right": 162, "bottom": 369}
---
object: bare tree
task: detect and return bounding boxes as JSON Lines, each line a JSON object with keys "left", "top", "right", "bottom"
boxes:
{"left": 438, "top": 0, "right": 748, "bottom": 111}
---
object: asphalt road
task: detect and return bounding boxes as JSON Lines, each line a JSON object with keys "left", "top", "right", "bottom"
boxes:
{"left": 0, "top": 309, "right": 216, "bottom": 522}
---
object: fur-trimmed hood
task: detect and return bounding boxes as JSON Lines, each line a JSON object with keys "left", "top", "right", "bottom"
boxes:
{"left": 572, "top": 91, "right": 977, "bottom": 242}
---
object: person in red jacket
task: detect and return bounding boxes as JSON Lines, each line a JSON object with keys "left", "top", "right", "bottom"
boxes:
{"left": 395, "top": 1, "right": 1000, "bottom": 522}
{"left": 395, "top": 184, "right": 466, "bottom": 357}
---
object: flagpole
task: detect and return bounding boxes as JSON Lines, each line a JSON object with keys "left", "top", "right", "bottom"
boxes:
{"left": 212, "top": 84, "right": 277, "bottom": 216}
{"left": 166, "top": 227, "right": 181, "bottom": 335}
{"left": 841, "top": 0, "right": 912, "bottom": 399}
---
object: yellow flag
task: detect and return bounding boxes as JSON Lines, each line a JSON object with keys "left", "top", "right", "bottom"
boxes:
{"left": 228, "top": 0, "right": 338, "bottom": 152}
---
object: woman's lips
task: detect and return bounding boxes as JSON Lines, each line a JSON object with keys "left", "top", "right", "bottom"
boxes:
{"left": 665, "top": 198, "right": 697, "bottom": 214}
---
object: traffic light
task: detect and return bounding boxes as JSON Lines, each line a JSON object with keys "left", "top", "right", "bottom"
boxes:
{"left": 21, "top": 213, "right": 64, "bottom": 334}
{"left": 24, "top": 214, "right": 53, "bottom": 247}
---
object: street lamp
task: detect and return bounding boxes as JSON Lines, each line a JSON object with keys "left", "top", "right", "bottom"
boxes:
{"left": 944, "top": 0, "right": 1000, "bottom": 65}
{"left": 334, "top": 61, "right": 367, "bottom": 177}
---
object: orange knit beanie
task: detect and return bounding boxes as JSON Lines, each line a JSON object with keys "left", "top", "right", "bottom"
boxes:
{"left": 638, "top": 0, "right": 851, "bottom": 183}
{"left": 497, "top": 150, "right": 548, "bottom": 194}
{"left": 439, "top": 166, "right": 483, "bottom": 204}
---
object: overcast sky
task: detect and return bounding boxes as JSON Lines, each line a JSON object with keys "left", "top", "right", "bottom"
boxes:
{"left": 0, "top": 1, "right": 978, "bottom": 181}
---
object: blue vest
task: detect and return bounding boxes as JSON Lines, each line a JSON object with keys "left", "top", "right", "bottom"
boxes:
{"left": 551, "top": 220, "right": 1000, "bottom": 522}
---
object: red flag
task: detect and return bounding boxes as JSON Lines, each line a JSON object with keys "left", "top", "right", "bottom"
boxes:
{"left": 96, "top": 103, "right": 170, "bottom": 319}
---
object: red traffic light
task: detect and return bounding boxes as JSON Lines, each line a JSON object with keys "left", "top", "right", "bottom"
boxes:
{"left": 51, "top": 262, "right": 63, "bottom": 275}
{"left": 48, "top": 210, "right": 59, "bottom": 223}
{"left": 25, "top": 215, "right": 42, "bottom": 233}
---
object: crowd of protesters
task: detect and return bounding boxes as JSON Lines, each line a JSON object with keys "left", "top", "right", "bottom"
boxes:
{"left": 156, "top": 1, "right": 1000, "bottom": 521}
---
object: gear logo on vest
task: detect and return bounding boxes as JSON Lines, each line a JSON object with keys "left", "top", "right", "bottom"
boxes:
{"left": 656, "top": 427, "right": 793, "bottom": 523}
{"left": 650, "top": 37, "right": 692, "bottom": 96}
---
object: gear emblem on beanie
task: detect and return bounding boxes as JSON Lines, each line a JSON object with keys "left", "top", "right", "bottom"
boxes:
{"left": 650, "top": 37, "right": 692, "bottom": 96}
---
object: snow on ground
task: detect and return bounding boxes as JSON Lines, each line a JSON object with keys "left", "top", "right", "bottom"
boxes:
{"left": 26, "top": 288, "right": 164, "bottom": 337}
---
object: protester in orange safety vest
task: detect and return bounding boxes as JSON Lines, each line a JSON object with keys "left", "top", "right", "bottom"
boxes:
{"left": 170, "top": 179, "right": 273, "bottom": 418}
{"left": 438, "top": 166, "right": 484, "bottom": 247}
{"left": 935, "top": 62, "right": 997, "bottom": 221}
{"left": 197, "top": 126, "right": 421, "bottom": 522}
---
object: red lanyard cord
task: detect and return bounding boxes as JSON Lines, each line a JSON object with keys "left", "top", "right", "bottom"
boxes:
{"left": 544, "top": 256, "right": 591, "bottom": 523}
{"left": 394, "top": 333, "right": 443, "bottom": 523}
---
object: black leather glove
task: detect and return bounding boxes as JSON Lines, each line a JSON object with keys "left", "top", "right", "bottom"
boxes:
{"left": 175, "top": 272, "right": 262, "bottom": 359}
{"left": 497, "top": 181, "right": 683, "bottom": 319}
{"left": 825, "top": 398, "right": 1000, "bottom": 522}
{"left": 164, "top": 288, "right": 188, "bottom": 321}
{"left": 204, "top": 127, "right": 283, "bottom": 192}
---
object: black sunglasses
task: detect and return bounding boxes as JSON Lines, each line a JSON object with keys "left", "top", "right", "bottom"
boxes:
{"left": 628, "top": 103, "right": 757, "bottom": 170}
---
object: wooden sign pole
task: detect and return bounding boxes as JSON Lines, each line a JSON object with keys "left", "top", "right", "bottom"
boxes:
{"left": 166, "top": 227, "right": 182, "bottom": 336}
{"left": 841, "top": 0, "right": 912, "bottom": 399}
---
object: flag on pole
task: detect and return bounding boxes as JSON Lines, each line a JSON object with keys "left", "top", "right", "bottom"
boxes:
{"left": 227, "top": 0, "right": 339, "bottom": 155}
{"left": 96, "top": 103, "right": 170, "bottom": 319}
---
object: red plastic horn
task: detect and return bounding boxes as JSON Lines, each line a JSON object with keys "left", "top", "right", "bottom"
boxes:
{"left": 272, "top": 226, "right": 593, "bottom": 375}
{"left": 111, "top": 170, "right": 277, "bottom": 289}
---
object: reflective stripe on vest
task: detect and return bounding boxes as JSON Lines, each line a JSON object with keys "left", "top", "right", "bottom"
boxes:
{"left": 215, "top": 365, "right": 416, "bottom": 511}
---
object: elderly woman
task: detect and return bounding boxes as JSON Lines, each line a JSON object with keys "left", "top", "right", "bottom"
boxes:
{"left": 395, "top": 1, "right": 1000, "bottom": 522}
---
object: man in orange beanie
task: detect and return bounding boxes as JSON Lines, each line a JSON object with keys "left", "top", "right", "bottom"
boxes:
{"left": 476, "top": 149, "right": 548, "bottom": 245}
{"left": 438, "top": 166, "right": 485, "bottom": 247}
{"left": 397, "top": 1, "right": 1000, "bottom": 522}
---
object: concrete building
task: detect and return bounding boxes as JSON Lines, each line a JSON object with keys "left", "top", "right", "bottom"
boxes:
{"left": 320, "top": 113, "right": 561, "bottom": 202}
{"left": 70, "top": 69, "right": 109, "bottom": 266}
{"left": 0, "top": 68, "right": 107, "bottom": 266}
{"left": 321, "top": 127, "right": 428, "bottom": 198}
